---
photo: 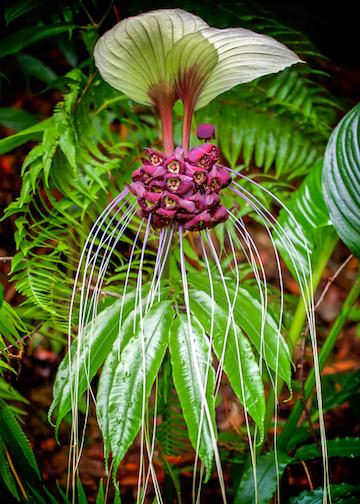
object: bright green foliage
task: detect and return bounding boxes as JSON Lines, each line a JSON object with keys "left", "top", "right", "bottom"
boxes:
{"left": 170, "top": 314, "right": 216, "bottom": 480}
{"left": 275, "top": 163, "right": 336, "bottom": 279}
{"left": 235, "top": 450, "right": 292, "bottom": 504}
{"left": 189, "top": 275, "right": 292, "bottom": 387}
{"left": 190, "top": 286, "right": 266, "bottom": 440}
{"left": 49, "top": 293, "right": 136, "bottom": 434}
{"left": 97, "top": 301, "right": 172, "bottom": 474}
{"left": 323, "top": 103, "right": 360, "bottom": 258}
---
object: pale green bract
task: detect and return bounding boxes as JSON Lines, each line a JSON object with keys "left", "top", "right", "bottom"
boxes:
{"left": 94, "top": 8, "right": 302, "bottom": 110}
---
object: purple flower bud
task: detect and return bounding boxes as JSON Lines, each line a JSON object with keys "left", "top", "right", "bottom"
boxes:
{"left": 144, "top": 148, "right": 165, "bottom": 166}
{"left": 129, "top": 181, "right": 146, "bottom": 198}
{"left": 197, "top": 124, "right": 216, "bottom": 141}
{"left": 164, "top": 174, "right": 194, "bottom": 195}
{"left": 131, "top": 167, "right": 143, "bottom": 182}
{"left": 157, "top": 207, "right": 177, "bottom": 218}
{"left": 187, "top": 145, "right": 213, "bottom": 169}
{"left": 164, "top": 156, "right": 185, "bottom": 174}
{"left": 184, "top": 210, "right": 212, "bottom": 230}
{"left": 210, "top": 205, "right": 229, "bottom": 226}
{"left": 204, "top": 193, "right": 220, "bottom": 208}
{"left": 187, "top": 192, "right": 206, "bottom": 211}
{"left": 139, "top": 191, "right": 161, "bottom": 211}
{"left": 148, "top": 179, "right": 166, "bottom": 192}
{"left": 208, "top": 165, "right": 231, "bottom": 192}
{"left": 142, "top": 164, "right": 167, "bottom": 179}
{"left": 161, "top": 192, "right": 179, "bottom": 210}
{"left": 185, "top": 163, "right": 208, "bottom": 186}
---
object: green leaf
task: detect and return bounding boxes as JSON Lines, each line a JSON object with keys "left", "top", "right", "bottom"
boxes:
{"left": 169, "top": 313, "right": 216, "bottom": 480}
{"left": 188, "top": 275, "right": 292, "bottom": 388}
{"left": 295, "top": 437, "right": 360, "bottom": 461}
{"left": 323, "top": 102, "right": 360, "bottom": 258}
{"left": 4, "top": 0, "right": 50, "bottom": 25}
{"left": 16, "top": 53, "right": 58, "bottom": 85}
{"left": 275, "top": 162, "right": 335, "bottom": 279}
{"left": 0, "top": 399, "right": 41, "bottom": 485}
{"left": 49, "top": 293, "right": 136, "bottom": 433}
{"left": 289, "top": 483, "right": 360, "bottom": 504}
{"left": 0, "top": 117, "right": 53, "bottom": 155}
{"left": 0, "top": 24, "right": 74, "bottom": 58}
{"left": 191, "top": 290, "right": 265, "bottom": 440}
{"left": 95, "top": 480, "right": 104, "bottom": 504}
{"left": 235, "top": 450, "right": 292, "bottom": 504}
{"left": 97, "top": 301, "right": 172, "bottom": 473}
{"left": 0, "top": 108, "right": 38, "bottom": 131}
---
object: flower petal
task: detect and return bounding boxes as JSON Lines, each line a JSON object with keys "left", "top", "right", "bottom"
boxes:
{"left": 196, "top": 27, "right": 303, "bottom": 109}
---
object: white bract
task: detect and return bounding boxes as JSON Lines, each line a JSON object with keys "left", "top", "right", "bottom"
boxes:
{"left": 94, "top": 8, "right": 302, "bottom": 110}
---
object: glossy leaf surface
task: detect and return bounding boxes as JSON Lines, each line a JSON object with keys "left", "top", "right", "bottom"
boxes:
{"left": 97, "top": 301, "right": 172, "bottom": 471}
{"left": 169, "top": 313, "right": 216, "bottom": 479}
{"left": 323, "top": 102, "right": 360, "bottom": 258}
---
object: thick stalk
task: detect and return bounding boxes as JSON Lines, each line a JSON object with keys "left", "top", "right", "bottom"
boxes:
{"left": 261, "top": 233, "right": 338, "bottom": 449}
{"left": 159, "top": 102, "right": 174, "bottom": 156}
{"left": 278, "top": 274, "right": 360, "bottom": 450}
{"left": 182, "top": 98, "right": 194, "bottom": 155}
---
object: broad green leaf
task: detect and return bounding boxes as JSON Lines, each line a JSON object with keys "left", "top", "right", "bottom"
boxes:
{"left": 235, "top": 450, "right": 292, "bottom": 504}
{"left": 0, "top": 117, "right": 53, "bottom": 155}
{"left": 49, "top": 293, "right": 136, "bottom": 432}
{"left": 0, "top": 107, "right": 38, "bottom": 131}
{"left": 295, "top": 437, "right": 360, "bottom": 461}
{"left": 289, "top": 483, "right": 360, "bottom": 504}
{"left": 96, "top": 480, "right": 104, "bottom": 504}
{"left": 94, "top": 9, "right": 300, "bottom": 110}
{"left": 0, "top": 24, "right": 74, "bottom": 58}
{"left": 323, "top": 103, "right": 360, "bottom": 258}
{"left": 188, "top": 275, "right": 292, "bottom": 388}
{"left": 97, "top": 301, "right": 172, "bottom": 472}
{"left": 191, "top": 292, "right": 265, "bottom": 439}
{"left": 4, "top": 0, "right": 50, "bottom": 25}
{"left": 16, "top": 53, "right": 58, "bottom": 84}
{"left": 169, "top": 314, "right": 216, "bottom": 479}
{"left": 275, "top": 162, "right": 335, "bottom": 279}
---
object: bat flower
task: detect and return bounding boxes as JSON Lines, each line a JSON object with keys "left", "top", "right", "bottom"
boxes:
{"left": 54, "top": 8, "right": 328, "bottom": 504}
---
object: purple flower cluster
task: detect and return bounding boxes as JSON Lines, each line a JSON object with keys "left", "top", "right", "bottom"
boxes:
{"left": 129, "top": 141, "right": 231, "bottom": 231}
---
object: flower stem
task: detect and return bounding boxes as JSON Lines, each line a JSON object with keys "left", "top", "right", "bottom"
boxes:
{"left": 182, "top": 98, "right": 193, "bottom": 155}
{"left": 159, "top": 102, "right": 174, "bottom": 156}
{"left": 261, "top": 232, "right": 338, "bottom": 451}
{"left": 278, "top": 273, "right": 360, "bottom": 450}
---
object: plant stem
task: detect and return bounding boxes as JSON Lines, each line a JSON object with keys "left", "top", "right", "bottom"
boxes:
{"left": 159, "top": 102, "right": 174, "bottom": 156}
{"left": 278, "top": 273, "right": 360, "bottom": 451}
{"left": 261, "top": 233, "right": 338, "bottom": 450}
{"left": 182, "top": 98, "right": 193, "bottom": 155}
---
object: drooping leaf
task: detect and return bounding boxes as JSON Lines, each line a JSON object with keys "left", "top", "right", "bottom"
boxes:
{"left": 0, "top": 24, "right": 74, "bottom": 58}
{"left": 97, "top": 301, "right": 172, "bottom": 472}
{"left": 4, "top": 0, "right": 50, "bottom": 25}
{"left": 49, "top": 293, "right": 136, "bottom": 433}
{"left": 0, "top": 117, "right": 53, "bottom": 155}
{"left": 191, "top": 290, "right": 265, "bottom": 440}
{"left": 188, "top": 272, "right": 292, "bottom": 388}
{"left": 322, "top": 102, "right": 360, "bottom": 258}
{"left": 275, "top": 162, "right": 335, "bottom": 279}
{"left": 0, "top": 108, "right": 39, "bottom": 131}
{"left": 235, "top": 450, "right": 292, "bottom": 504}
{"left": 169, "top": 314, "right": 216, "bottom": 480}
{"left": 289, "top": 483, "right": 360, "bottom": 504}
{"left": 295, "top": 437, "right": 360, "bottom": 461}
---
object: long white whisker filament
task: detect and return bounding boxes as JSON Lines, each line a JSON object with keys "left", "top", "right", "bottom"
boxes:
{"left": 229, "top": 172, "right": 330, "bottom": 502}
{"left": 179, "top": 226, "right": 227, "bottom": 504}
{"left": 192, "top": 234, "right": 216, "bottom": 503}
{"left": 228, "top": 208, "right": 285, "bottom": 501}
{"left": 67, "top": 189, "right": 128, "bottom": 498}
{"left": 205, "top": 229, "right": 258, "bottom": 504}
